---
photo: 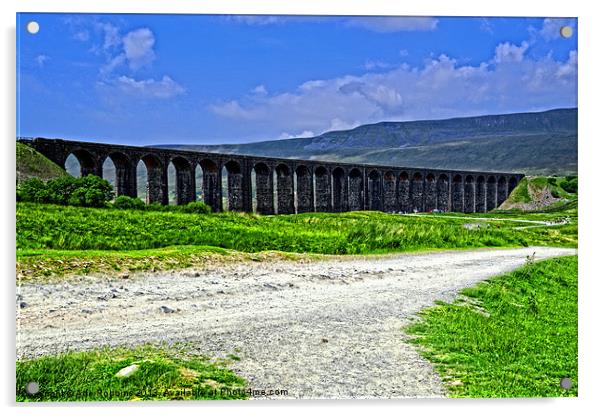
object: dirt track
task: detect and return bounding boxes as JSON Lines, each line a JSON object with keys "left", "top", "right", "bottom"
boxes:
{"left": 16, "top": 246, "right": 576, "bottom": 398}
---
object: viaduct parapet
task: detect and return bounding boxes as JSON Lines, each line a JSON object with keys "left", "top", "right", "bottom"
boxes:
{"left": 19, "top": 138, "right": 523, "bottom": 214}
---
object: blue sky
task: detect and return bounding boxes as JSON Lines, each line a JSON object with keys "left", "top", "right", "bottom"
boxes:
{"left": 17, "top": 14, "right": 577, "bottom": 145}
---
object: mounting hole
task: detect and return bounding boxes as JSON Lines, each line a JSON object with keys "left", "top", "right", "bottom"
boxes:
{"left": 560, "top": 377, "right": 572, "bottom": 390}
{"left": 560, "top": 26, "right": 573, "bottom": 39}
{"left": 26, "top": 21, "right": 40, "bottom": 34}
{"left": 25, "top": 381, "right": 39, "bottom": 395}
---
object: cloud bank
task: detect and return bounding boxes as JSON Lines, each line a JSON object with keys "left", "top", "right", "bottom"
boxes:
{"left": 210, "top": 41, "right": 577, "bottom": 139}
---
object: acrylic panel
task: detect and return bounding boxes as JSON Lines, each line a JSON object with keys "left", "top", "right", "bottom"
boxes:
{"left": 16, "top": 13, "right": 578, "bottom": 401}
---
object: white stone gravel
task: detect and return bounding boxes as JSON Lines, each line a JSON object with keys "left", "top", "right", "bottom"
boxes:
{"left": 16, "top": 246, "right": 576, "bottom": 399}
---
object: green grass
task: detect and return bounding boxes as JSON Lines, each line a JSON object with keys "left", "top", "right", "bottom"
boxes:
{"left": 406, "top": 255, "right": 578, "bottom": 397}
{"left": 17, "top": 202, "right": 577, "bottom": 254}
{"left": 16, "top": 142, "right": 67, "bottom": 184}
{"left": 504, "top": 177, "right": 532, "bottom": 204}
{"left": 16, "top": 202, "right": 577, "bottom": 278}
{"left": 16, "top": 344, "right": 247, "bottom": 401}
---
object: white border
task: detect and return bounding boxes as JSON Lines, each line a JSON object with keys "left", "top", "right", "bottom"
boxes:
{"left": 2, "top": 1, "right": 600, "bottom": 415}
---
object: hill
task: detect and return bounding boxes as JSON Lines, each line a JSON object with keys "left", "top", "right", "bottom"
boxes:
{"left": 161, "top": 108, "right": 577, "bottom": 175}
{"left": 16, "top": 142, "right": 67, "bottom": 184}
{"left": 499, "top": 176, "right": 578, "bottom": 211}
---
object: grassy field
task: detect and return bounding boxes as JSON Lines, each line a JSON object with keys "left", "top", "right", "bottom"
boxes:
{"left": 17, "top": 344, "right": 246, "bottom": 401}
{"left": 16, "top": 202, "right": 577, "bottom": 278}
{"left": 17, "top": 202, "right": 577, "bottom": 253}
{"left": 406, "top": 255, "right": 578, "bottom": 397}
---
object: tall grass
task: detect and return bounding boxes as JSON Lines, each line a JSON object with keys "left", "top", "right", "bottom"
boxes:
{"left": 17, "top": 203, "right": 576, "bottom": 256}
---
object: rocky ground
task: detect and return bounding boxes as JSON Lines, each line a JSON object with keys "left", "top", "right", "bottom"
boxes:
{"left": 16, "top": 246, "right": 576, "bottom": 399}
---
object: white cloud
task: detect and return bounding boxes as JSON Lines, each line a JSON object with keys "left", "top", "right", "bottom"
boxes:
{"left": 227, "top": 15, "right": 286, "bottom": 26}
{"left": 252, "top": 84, "right": 268, "bottom": 95}
{"left": 299, "top": 79, "right": 327, "bottom": 91}
{"left": 210, "top": 100, "right": 261, "bottom": 120}
{"left": 345, "top": 16, "right": 438, "bottom": 32}
{"left": 494, "top": 41, "right": 529, "bottom": 63}
{"left": 364, "top": 60, "right": 393, "bottom": 70}
{"left": 278, "top": 130, "right": 315, "bottom": 139}
{"left": 328, "top": 118, "right": 361, "bottom": 131}
{"left": 555, "top": 50, "right": 577, "bottom": 79}
{"left": 97, "top": 22, "right": 121, "bottom": 51}
{"left": 35, "top": 54, "right": 50, "bottom": 67}
{"left": 113, "top": 75, "right": 185, "bottom": 99}
{"left": 100, "top": 53, "right": 126, "bottom": 76}
{"left": 339, "top": 81, "right": 403, "bottom": 111}
{"left": 96, "top": 27, "right": 157, "bottom": 75}
{"left": 226, "top": 15, "right": 438, "bottom": 33}
{"left": 210, "top": 47, "right": 577, "bottom": 137}
{"left": 67, "top": 20, "right": 185, "bottom": 101}
{"left": 479, "top": 18, "right": 494, "bottom": 34}
{"left": 122, "top": 28, "right": 156, "bottom": 70}
{"left": 73, "top": 30, "right": 90, "bottom": 42}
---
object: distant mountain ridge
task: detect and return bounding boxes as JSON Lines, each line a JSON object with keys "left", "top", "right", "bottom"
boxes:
{"left": 160, "top": 108, "right": 577, "bottom": 175}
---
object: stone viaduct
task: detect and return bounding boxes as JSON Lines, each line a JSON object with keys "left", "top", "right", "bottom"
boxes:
{"left": 20, "top": 138, "right": 523, "bottom": 214}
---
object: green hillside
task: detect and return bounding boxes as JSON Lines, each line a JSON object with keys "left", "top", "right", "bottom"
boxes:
{"left": 500, "top": 176, "right": 578, "bottom": 211}
{"left": 161, "top": 108, "right": 577, "bottom": 175}
{"left": 308, "top": 133, "right": 576, "bottom": 175}
{"left": 16, "top": 142, "right": 67, "bottom": 183}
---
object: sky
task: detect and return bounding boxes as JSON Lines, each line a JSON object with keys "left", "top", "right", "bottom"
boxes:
{"left": 17, "top": 14, "right": 577, "bottom": 145}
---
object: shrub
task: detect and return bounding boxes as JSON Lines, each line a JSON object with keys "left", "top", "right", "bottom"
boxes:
{"left": 68, "top": 176, "right": 113, "bottom": 207}
{"left": 178, "top": 201, "right": 212, "bottom": 214}
{"left": 17, "top": 178, "right": 48, "bottom": 202}
{"left": 68, "top": 188, "right": 106, "bottom": 207}
{"left": 17, "top": 175, "right": 113, "bottom": 207}
{"left": 146, "top": 202, "right": 168, "bottom": 212}
{"left": 114, "top": 195, "right": 146, "bottom": 210}
{"left": 559, "top": 177, "right": 578, "bottom": 194}
{"left": 45, "top": 176, "right": 80, "bottom": 204}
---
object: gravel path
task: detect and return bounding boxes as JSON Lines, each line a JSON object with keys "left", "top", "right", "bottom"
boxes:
{"left": 16, "top": 246, "right": 576, "bottom": 399}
